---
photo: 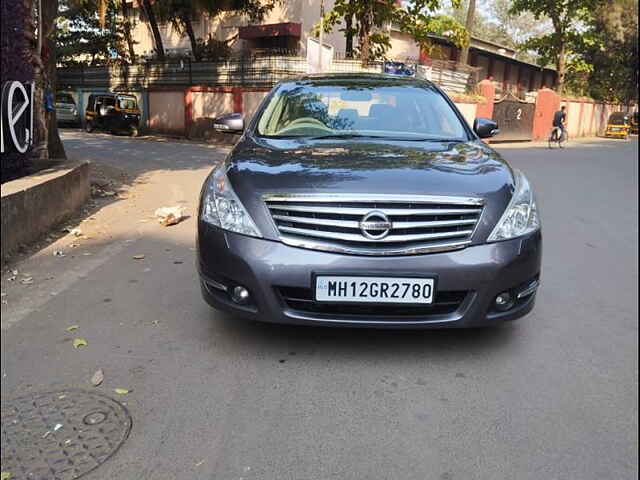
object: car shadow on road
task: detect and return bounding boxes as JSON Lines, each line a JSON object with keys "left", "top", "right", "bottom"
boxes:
{"left": 210, "top": 311, "right": 519, "bottom": 360}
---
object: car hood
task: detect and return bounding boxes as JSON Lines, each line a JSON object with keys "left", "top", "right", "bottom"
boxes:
{"left": 224, "top": 136, "right": 515, "bottom": 242}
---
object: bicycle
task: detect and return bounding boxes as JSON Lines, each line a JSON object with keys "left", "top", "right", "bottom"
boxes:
{"left": 548, "top": 126, "right": 567, "bottom": 148}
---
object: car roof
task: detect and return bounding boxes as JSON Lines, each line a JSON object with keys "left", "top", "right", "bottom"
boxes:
{"left": 280, "top": 72, "right": 434, "bottom": 88}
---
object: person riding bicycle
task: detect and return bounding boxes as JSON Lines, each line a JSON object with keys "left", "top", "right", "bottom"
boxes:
{"left": 552, "top": 105, "right": 567, "bottom": 140}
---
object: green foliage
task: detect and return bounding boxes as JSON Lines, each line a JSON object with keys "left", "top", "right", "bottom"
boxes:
{"left": 320, "top": 0, "right": 467, "bottom": 62}
{"left": 57, "top": 0, "right": 129, "bottom": 66}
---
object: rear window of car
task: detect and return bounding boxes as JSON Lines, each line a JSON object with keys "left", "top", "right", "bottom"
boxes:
{"left": 256, "top": 81, "right": 469, "bottom": 141}
{"left": 56, "top": 93, "right": 75, "bottom": 105}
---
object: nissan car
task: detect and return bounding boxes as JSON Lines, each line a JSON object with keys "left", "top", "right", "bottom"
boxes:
{"left": 197, "top": 74, "right": 541, "bottom": 328}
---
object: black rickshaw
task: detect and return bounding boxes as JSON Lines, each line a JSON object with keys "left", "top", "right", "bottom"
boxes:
{"left": 604, "top": 112, "right": 630, "bottom": 139}
{"left": 85, "top": 92, "right": 141, "bottom": 136}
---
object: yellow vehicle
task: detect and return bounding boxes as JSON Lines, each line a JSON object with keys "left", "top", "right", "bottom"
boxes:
{"left": 631, "top": 112, "right": 638, "bottom": 135}
{"left": 604, "top": 112, "right": 630, "bottom": 139}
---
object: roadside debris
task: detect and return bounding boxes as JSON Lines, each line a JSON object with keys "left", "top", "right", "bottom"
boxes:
{"left": 72, "top": 338, "right": 88, "bottom": 349}
{"left": 91, "top": 369, "right": 104, "bottom": 386}
{"left": 133, "top": 254, "right": 145, "bottom": 260}
{"left": 53, "top": 250, "right": 66, "bottom": 257}
{"left": 65, "top": 325, "right": 79, "bottom": 332}
{"left": 1, "top": 471, "right": 13, "bottom": 480}
{"left": 20, "top": 276, "right": 34, "bottom": 285}
{"left": 154, "top": 206, "right": 187, "bottom": 226}
{"left": 114, "top": 388, "right": 130, "bottom": 395}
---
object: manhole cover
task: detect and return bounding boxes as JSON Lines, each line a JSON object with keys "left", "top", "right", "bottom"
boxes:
{"left": 1, "top": 389, "right": 132, "bottom": 480}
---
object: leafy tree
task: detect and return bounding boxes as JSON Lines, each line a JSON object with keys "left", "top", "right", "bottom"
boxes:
{"left": 575, "top": 0, "right": 638, "bottom": 103}
{"left": 57, "top": 1, "right": 123, "bottom": 66}
{"left": 321, "top": 0, "right": 468, "bottom": 65}
{"left": 153, "top": 0, "right": 278, "bottom": 61}
{"left": 509, "top": 0, "right": 599, "bottom": 94}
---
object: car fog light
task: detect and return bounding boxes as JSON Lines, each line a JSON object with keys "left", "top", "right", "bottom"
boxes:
{"left": 494, "top": 292, "right": 514, "bottom": 312}
{"left": 231, "top": 286, "right": 251, "bottom": 305}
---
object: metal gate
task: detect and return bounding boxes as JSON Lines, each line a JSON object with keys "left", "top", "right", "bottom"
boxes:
{"left": 492, "top": 92, "right": 535, "bottom": 141}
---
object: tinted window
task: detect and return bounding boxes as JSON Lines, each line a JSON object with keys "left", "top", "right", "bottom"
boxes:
{"left": 56, "top": 93, "right": 75, "bottom": 105}
{"left": 257, "top": 82, "right": 468, "bottom": 141}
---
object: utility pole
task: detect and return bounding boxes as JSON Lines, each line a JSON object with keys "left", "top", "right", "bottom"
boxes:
{"left": 459, "top": 0, "right": 476, "bottom": 65}
{"left": 318, "top": 0, "right": 325, "bottom": 72}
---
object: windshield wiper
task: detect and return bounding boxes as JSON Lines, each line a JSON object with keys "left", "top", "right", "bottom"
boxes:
{"left": 309, "top": 134, "right": 404, "bottom": 140}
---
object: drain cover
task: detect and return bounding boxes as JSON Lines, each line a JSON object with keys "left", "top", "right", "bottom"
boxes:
{"left": 1, "top": 389, "right": 132, "bottom": 480}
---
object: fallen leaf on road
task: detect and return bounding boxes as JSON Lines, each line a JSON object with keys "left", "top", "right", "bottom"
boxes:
{"left": 154, "top": 206, "right": 187, "bottom": 226}
{"left": 91, "top": 369, "right": 104, "bottom": 386}
{"left": 132, "top": 254, "right": 145, "bottom": 260}
{"left": 72, "top": 338, "right": 88, "bottom": 349}
{"left": 65, "top": 325, "right": 79, "bottom": 332}
{"left": 114, "top": 388, "right": 130, "bottom": 395}
{"left": 1, "top": 471, "right": 13, "bottom": 480}
{"left": 20, "top": 277, "right": 34, "bottom": 285}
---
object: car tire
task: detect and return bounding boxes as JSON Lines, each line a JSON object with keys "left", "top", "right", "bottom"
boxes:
{"left": 85, "top": 121, "right": 94, "bottom": 133}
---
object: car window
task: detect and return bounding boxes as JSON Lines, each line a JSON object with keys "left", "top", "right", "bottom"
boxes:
{"left": 257, "top": 82, "right": 468, "bottom": 141}
{"left": 56, "top": 93, "right": 75, "bottom": 105}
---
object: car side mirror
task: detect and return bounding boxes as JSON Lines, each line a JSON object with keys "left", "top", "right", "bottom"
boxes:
{"left": 213, "top": 113, "right": 244, "bottom": 134}
{"left": 473, "top": 117, "right": 500, "bottom": 139}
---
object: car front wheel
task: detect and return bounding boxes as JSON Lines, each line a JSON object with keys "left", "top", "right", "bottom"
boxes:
{"left": 85, "top": 121, "right": 94, "bottom": 133}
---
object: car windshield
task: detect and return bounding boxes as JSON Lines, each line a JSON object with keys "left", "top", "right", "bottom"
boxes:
{"left": 118, "top": 97, "right": 137, "bottom": 110}
{"left": 256, "top": 80, "right": 469, "bottom": 141}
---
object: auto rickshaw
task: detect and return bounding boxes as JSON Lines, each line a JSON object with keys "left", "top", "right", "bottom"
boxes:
{"left": 630, "top": 112, "right": 638, "bottom": 135}
{"left": 604, "top": 112, "right": 630, "bottom": 139}
{"left": 85, "top": 92, "right": 141, "bottom": 136}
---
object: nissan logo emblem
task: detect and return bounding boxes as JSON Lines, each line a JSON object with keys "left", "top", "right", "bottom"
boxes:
{"left": 359, "top": 211, "right": 392, "bottom": 240}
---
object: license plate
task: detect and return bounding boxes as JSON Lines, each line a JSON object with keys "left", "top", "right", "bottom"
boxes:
{"left": 315, "top": 276, "right": 435, "bottom": 304}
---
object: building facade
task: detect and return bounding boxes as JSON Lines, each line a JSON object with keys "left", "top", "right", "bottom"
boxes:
{"left": 127, "top": 0, "right": 556, "bottom": 96}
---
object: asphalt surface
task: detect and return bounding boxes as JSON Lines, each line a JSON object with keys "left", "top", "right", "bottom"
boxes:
{"left": 1, "top": 131, "right": 638, "bottom": 480}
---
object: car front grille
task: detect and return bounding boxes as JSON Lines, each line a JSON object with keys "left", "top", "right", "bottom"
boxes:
{"left": 277, "top": 286, "right": 468, "bottom": 319}
{"left": 263, "top": 194, "right": 484, "bottom": 256}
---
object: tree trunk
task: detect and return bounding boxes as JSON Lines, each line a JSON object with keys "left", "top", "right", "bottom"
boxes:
{"left": 556, "top": 40, "right": 566, "bottom": 94}
{"left": 359, "top": 2, "right": 374, "bottom": 66}
{"left": 459, "top": 0, "right": 476, "bottom": 65}
{"left": 121, "top": 0, "right": 136, "bottom": 63}
{"left": 345, "top": 13, "right": 354, "bottom": 58}
{"left": 141, "top": 0, "right": 164, "bottom": 58}
{"left": 42, "top": 0, "right": 65, "bottom": 159}
{"left": 183, "top": 15, "right": 200, "bottom": 61}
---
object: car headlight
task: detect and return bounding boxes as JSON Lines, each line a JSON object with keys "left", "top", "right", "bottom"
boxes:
{"left": 201, "top": 164, "right": 262, "bottom": 238}
{"left": 488, "top": 169, "right": 540, "bottom": 242}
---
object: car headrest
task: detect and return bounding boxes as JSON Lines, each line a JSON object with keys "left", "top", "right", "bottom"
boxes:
{"left": 369, "top": 104, "right": 396, "bottom": 119}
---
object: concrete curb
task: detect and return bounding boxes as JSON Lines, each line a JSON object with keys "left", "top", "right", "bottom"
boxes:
{"left": 1, "top": 161, "right": 90, "bottom": 262}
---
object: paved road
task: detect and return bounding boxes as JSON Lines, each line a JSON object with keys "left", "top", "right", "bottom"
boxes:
{"left": 1, "top": 132, "right": 638, "bottom": 480}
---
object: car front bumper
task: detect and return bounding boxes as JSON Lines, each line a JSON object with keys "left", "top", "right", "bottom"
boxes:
{"left": 197, "top": 224, "right": 542, "bottom": 328}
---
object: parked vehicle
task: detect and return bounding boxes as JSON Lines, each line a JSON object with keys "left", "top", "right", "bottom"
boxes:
{"left": 85, "top": 92, "right": 140, "bottom": 136}
{"left": 55, "top": 92, "right": 79, "bottom": 126}
{"left": 604, "top": 112, "right": 630, "bottom": 139}
{"left": 197, "top": 74, "right": 541, "bottom": 328}
{"left": 630, "top": 112, "right": 638, "bottom": 135}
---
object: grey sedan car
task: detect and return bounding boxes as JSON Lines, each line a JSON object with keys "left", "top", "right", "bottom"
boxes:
{"left": 55, "top": 92, "right": 80, "bottom": 126}
{"left": 197, "top": 74, "right": 541, "bottom": 328}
